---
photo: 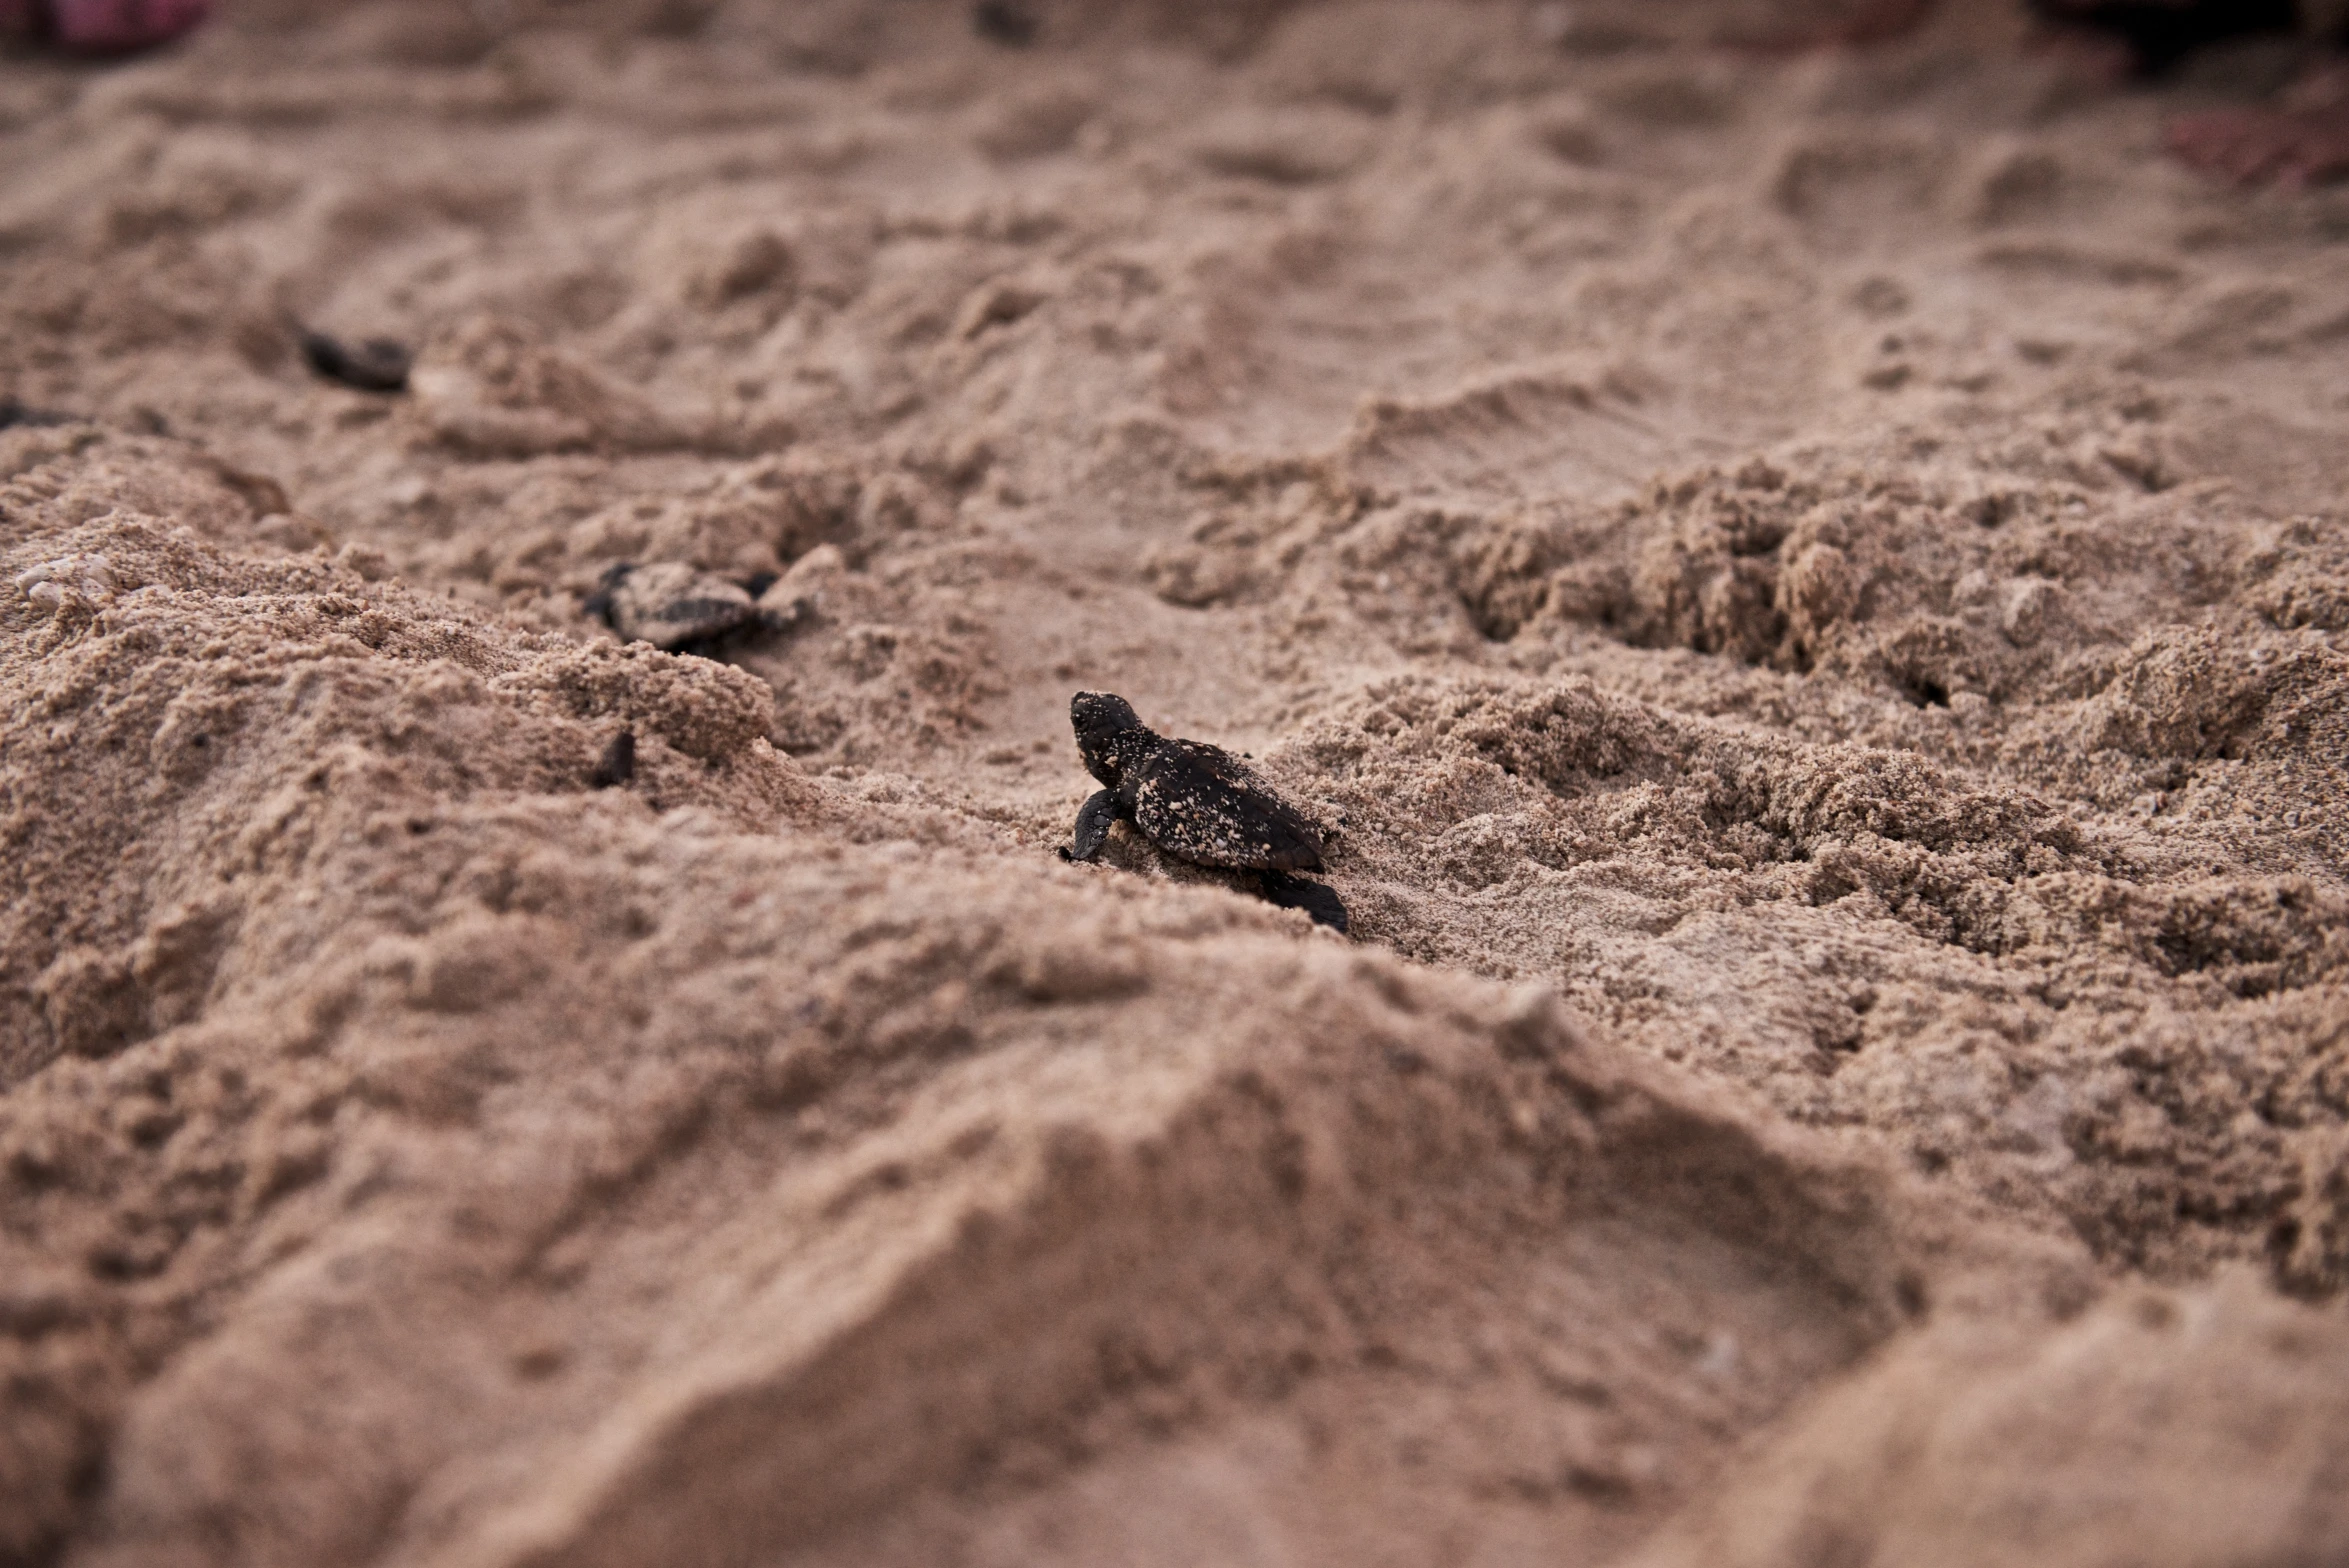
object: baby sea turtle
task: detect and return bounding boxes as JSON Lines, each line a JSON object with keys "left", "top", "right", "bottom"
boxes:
{"left": 1058, "top": 691, "right": 1347, "bottom": 932}
{"left": 586, "top": 561, "right": 781, "bottom": 656}
{"left": 296, "top": 325, "right": 412, "bottom": 394}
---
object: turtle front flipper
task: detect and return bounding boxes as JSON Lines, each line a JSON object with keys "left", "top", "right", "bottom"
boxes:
{"left": 1058, "top": 789, "right": 1120, "bottom": 863}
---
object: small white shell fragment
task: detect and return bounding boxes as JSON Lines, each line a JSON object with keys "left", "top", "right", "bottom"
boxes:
{"left": 13, "top": 552, "right": 118, "bottom": 609}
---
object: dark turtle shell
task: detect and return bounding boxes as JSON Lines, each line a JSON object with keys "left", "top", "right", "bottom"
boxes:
{"left": 1128, "top": 738, "right": 1323, "bottom": 872}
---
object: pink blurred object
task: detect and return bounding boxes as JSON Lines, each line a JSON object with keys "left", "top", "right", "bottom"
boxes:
{"left": 2167, "top": 105, "right": 2349, "bottom": 188}
{"left": 14, "top": 0, "right": 212, "bottom": 50}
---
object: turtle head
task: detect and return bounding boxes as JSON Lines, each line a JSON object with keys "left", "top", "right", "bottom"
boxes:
{"left": 1070, "top": 690, "right": 1152, "bottom": 786}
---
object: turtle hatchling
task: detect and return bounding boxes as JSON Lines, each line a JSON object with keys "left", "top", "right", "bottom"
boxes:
{"left": 1058, "top": 691, "right": 1347, "bottom": 933}
{"left": 296, "top": 325, "right": 412, "bottom": 394}
{"left": 586, "top": 561, "right": 791, "bottom": 656}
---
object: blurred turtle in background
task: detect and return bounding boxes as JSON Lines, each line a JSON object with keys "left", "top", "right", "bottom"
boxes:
{"left": 1545, "top": 0, "right": 2348, "bottom": 186}
{"left": 0, "top": 0, "right": 210, "bottom": 52}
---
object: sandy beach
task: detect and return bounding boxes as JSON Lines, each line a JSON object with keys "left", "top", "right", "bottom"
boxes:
{"left": 4, "top": 1, "right": 2348, "bottom": 1562}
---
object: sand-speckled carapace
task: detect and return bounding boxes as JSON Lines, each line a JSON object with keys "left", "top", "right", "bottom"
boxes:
{"left": 1059, "top": 691, "right": 1347, "bottom": 930}
{"left": 586, "top": 562, "right": 776, "bottom": 657}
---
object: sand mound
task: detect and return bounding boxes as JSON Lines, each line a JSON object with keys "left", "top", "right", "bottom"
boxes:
{"left": 1631, "top": 1269, "right": 2349, "bottom": 1568}
{"left": 4, "top": 0, "right": 2348, "bottom": 1562}
{"left": 5, "top": 447, "right": 2004, "bottom": 1566}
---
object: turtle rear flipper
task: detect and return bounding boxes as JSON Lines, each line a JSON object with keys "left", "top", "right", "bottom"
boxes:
{"left": 1260, "top": 870, "right": 1347, "bottom": 933}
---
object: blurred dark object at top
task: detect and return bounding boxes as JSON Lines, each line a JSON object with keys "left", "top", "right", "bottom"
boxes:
{"left": 973, "top": 0, "right": 1039, "bottom": 47}
{"left": 1, "top": 0, "right": 211, "bottom": 52}
{"left": 2028, "top": 0, "right": 2309, "bottom": 75}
